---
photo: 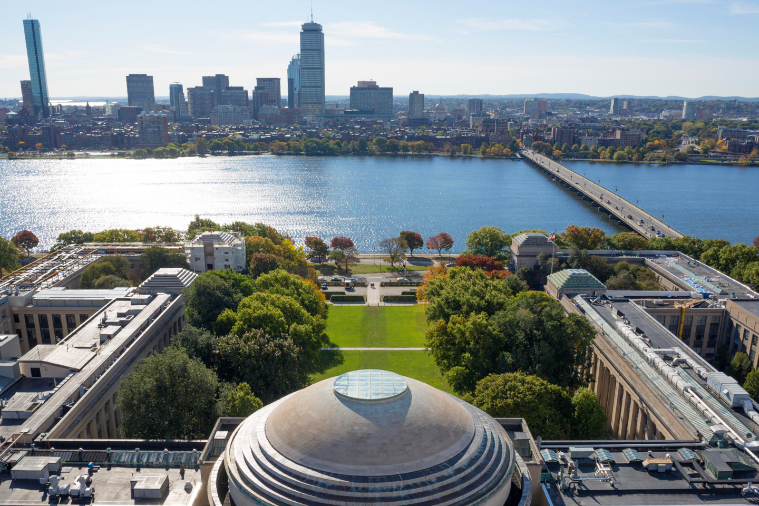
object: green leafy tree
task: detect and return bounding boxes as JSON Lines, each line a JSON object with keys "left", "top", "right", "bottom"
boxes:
{"left": 92, "top": 275, "right": 132, "bottom": 289}
{"left": 379, "top": 237, "right": 408, "bottom": 270}
{"left": 463, "top": 226, "right": 511, "bottom": 261}
{"left": 373, "top": 136, "right": 388, "bottom": 153}
{"left": 226, "top": 383, "right": 263, "bottom": 417}
{"left": 571, "top": 388, "right": 609, "bottom": 439}
{"left": 304, "top": 236, "right": 329, "bottom": 261}
{"left": 196, "top": 137, "right": 210, "bottom": 154}
{"left": 187, "top": 215, "right": 221, "bottom": 239}
{"left": 170, "top": 325, "right": 216, "bottom": 367}
{"left": 249, "top": 253, "right": 281, "bottom": 278}
{"left": 399, "top": 231, "right": 423, "bottom": 256}
{"left": 423, "top": 267, "right": 513, "bottom": 324}
{"left": 252, "top": 269, "right": 326, "bottom": 317}
{"left": 51, "top": 230, "right": 95, "bottom": 251}
{"left": 729, "top": 352, "right": 753, "bottom": 384}
{"left": 117, "top": 348, "right": 220, "bottom": 439}
{"left": 93, "top": 229, "right": 141, "bottom": 243}
{"left": 79, "top": 255, "right": 132, "bottom": 288}
{"left": 0, "top": 237, "right": 20, "bottom": 276}
{"left": 744, "top": 370, "right": 759, "bottom": 400}
{"left": 139, "top": 246, "right": 189, "bottom": 279}
{"left": 471, "top": 373, "right": 573, "bottom": 439}
{"left": 329, "top": 247, "right": 359, "bottom": 273}
{"left": 608, "top": 232, "right": 649, "bottom": 251}
{"left": 185, "top": 272, "right": 244, "bottom": 331}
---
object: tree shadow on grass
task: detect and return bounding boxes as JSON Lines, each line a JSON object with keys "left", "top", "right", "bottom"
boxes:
{"left": 312, "top": 349, "right": 345, "bottom": 375}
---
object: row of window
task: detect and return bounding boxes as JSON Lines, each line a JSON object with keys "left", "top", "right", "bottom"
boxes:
{"left": 13, "top": 312, "right": 89, "bottom": 347}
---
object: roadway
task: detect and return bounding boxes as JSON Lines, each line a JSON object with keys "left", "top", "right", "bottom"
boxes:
{"left": 521, "top": 150, "right": 683, "bottom": 239}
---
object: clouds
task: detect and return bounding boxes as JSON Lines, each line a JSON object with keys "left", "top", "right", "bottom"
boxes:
{"left": 729, "top": 2, "right": 759, "bottom": 13}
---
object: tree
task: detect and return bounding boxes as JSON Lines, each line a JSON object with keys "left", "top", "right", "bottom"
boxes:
{"left": 93, "top": 229, "right": 141, "bottom": 243}
{"left": 196, "top": 137, "right": 210, "bottom": 154}
{"left": 11, "top": 230, "right": 39, "bottom": 258}
{"left": 51, "top": 230, "right": 95, "bottom": 251}
{"left": 249, "top": 253, "right": 281, "bottom": 278}
{"left": 35, "top": 143, "right": 43, "bottom": 151}
{"left": 463, "top": 226, "right": 510, "bottom": 261}
{"left": 561, "top": 225, "right": 606, "bottom": 250}
{"left": 379, "top": 237, "right": 407, "bottom": 270}
{"left": 0, "top": 237, "right": 20, "bottom": 276}
{"left": 304, "top": 236, "right": 329, "bottom": 261}
{"left": 140, "top": 226, "right": 183, "bottom": 243}
{"left": 117, "top": 348, "right": 220, "bottom": 439}
{"left": 426, "top": 233, "right": 454, "bottom": 257}
{"left": 80, "top": 255, "right": 132, "bottom": 288}
{"left": 455, "top": 255, "right": 504, "bottom": 272}
{"left": 729, "top": 352, "right": 753, "bottom": 385}
{"left": 252, "top": 269, "right": 326, "bottom": 317}
{"left": 170, "top": 325, "right": 216, "bottom": 367}
{"left": 471, "top": 373, "right": 573, "bottom": 440}
{"left": 185, "top": 272, "right": 243, "bottom": 331}
{"left": 423, "top": 267, "right": 513, "bottom": 324}
{"left": 329, "top": 247, "right": 358, "bottom": 273}
{"left": 754, "top": 236, "right": 759, "bottom": 249}
{"left": 608, "top": 232, "right": 648, "bottom": 251}
{"left": 226, "top": 383, "right": 263, "bottom": 417}
{"left": 330, "top": 236, "right": 355, "bottom": 251}
{"left": 399, "top": 231, "right": 423, "bottom": 256}
{"left": 139, "top": 246, "right": 189, "bottom": 279}
{"left": 571, "top": 388, "right": 609, "bottom": 439}
{"left": 215, "top": 330, "right": 310, "bottom": 404}
{"left": 92, "top": 275, "right": 132, "bottom": 289}
{"left": 373, "top": 136, "right": 388, "bottom": 153}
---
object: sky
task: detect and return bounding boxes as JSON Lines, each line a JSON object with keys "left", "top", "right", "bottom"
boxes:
{"left": 2, "top": 0, "right": 758, "bottom": 99}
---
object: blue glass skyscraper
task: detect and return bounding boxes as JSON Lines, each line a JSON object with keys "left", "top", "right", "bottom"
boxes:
{"left": 23, "top": 17, "right": 50, "bottom": 118}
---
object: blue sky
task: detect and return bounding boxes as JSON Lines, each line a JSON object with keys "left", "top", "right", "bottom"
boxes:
{"left": 1, "top": 0, "right": 758, "bottom": 99}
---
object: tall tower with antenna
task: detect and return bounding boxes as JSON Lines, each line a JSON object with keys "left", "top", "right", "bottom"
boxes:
{"left": 299, "top": 8, "right": 325, "bottom": 118}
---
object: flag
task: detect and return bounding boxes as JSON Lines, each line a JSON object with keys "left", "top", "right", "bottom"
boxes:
{"left": 547, "top": 234, "right": 555, "bottom": 243}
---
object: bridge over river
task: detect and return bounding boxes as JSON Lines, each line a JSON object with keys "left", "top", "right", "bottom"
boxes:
{"left": 521, "top": 150, "right": 683, "bottom": 239}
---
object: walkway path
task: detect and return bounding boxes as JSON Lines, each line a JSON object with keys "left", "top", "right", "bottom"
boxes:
{"left": 366, "top": 276, "right": 382, "bottom": 306}
{"left": 321, "top": 347, "right": 428, "bottom": 351}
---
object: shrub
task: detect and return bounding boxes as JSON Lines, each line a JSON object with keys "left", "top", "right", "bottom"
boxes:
{"left": 323, "top": 291, "right": 346, "bottom": 300}
{"left": 380, "top": 281, "right": 421, "bottom": 286}
{"left": 401, "top": 290, "right": 417, "bottom": 296}
{"left": 381, "top": 295, "right": 417, "bottom": 302}
{"left": 329, "top": 295, "right": 365, "bottom": 303}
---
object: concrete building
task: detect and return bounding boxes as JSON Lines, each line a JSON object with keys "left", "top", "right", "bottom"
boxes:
{"left": 256, "top": 78, "right": 281, "bottom": 108}
{"left": 187, "top": 86, "right": 213, "bottom": 118}
{"left": 117, "top": 105, "right": 142, "bottom": 123}
{"left": 23, "top": 18, "right": 50, "bottom": 118}
{"left": 552, "top": 126, "right": 575, "bottom": 147}
{"left": 126, "top": 74, "right": 155, "bottom": 113}
{"left": 210, "top": 105, "right": 250, "bottom": 126}
{"left": 168, "top": 83, "right": 188, "bottom": 117}
{"left": 468, "top": 98, "right": 483, "bottom": 114}
{"left": 20, "top": 80, "right": 34, "bottom": 115}
{"left": 725, "top": 299, "right": 759, "bottom": 366}
{"left": 524, "top": 98, "right": 547, "bottom": 115}
{"left": 683, "top": 100, "right": 698, "bottom": 120}
{"left": 509, "top": 232, "right": 555, "bottom": 272}
{"left": 408, "top": 90, "right": 424, "bottom": 119}
{"left": 546, "top": 269, "right": 607, "bottom": 299}
{"left": 299, "top": 19, "right": 325, "bottom": 118}
{"left": 220, "top": 86, "right": 248, "bottom": 107}
{"left": 185, "top": 231, "right": 246, "bottom": 273}
{"left": 136, "top": 112, "right": 169, "bottom": 146}
{"left": 610, "top": 97, "right": 620, "bottom": 115}
{"left": 139, "top": 268, "right": 197, "bottom": 296}
{"left": 287, "top": 54, "right": 301, "bottom": 109}
{"left": 349, "top": 81, "right": 393, "bottom": 116}
{"left": 202, "top": 74, "right": 229, "bottom": 107}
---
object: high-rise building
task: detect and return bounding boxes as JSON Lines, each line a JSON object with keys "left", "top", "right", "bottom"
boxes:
{"left": 126, "top": 74, "right": 155, "bottom": 112}
{"left": 609, "top": 98, "right": 620, "bottom": 115}
{"left": 169, "top": 83, "right": 188, "bottom": 117}
{"left": 287, "top": 54, "right": 301, "bottom": 109}
{"left": 20, "top": 80, "right": 34, "bottom": 115}
{"left": 23, "top": 17, "right": 50, "bottom": 118}
{"left": 187, "top": 86, "right": 213, "bottom": 118}
{"left": 683, "top": 100, "right": 697, "bottom": 120}
{"left": 468, "top": 98, "right": 483, "bottom": 115}
{"left": 202, "top": 74, "right": 229, "bottom": 107}
{"left": 300, "top": 19, "right": 325, "bottom": 118}
{"left": 622, "top": 98, "right": 632, "bottom": 110}
{"left": 136, "top": 112, "right": 169, "bottom": 146}
{"left": 524, "top": 98, "right": 547, "bottom": 115}
{"left": 409, "top": 91, "right": 424, "bottom": 119}
{"left": 221, "top": 86, "right": 248, "bottom": 107}
{"left": 256, "top": 78, "right": 281, "bottom": 108}
{"left": 211, "top": 105, "right": 250, "bottom": 126}
{"left": 349, "top": 81, "right": 393, "bottom": 115}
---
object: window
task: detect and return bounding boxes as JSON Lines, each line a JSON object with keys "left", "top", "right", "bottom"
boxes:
{"left": 52, "top": 314, "right": 63, "bottom": 341}
{"left": 2, "top": 322, "right": 7, "bottom": 333}
{"left": 66, "top": 314, "right": 76, "bottom": 333}
{"left": 30, "top": 367, "right": 41, "bottom": 378}
{"left": 745, "top": 329, "right": 751, "bottom": 345}
{"left": 24, "top": 314, "right": 37, "bottom": 348}
{"left": 38, "top": 314, "right": 51, "bottom": 344}
{"left": 682, "top": 316, "right": 693, "bottom": 341}
{"left": 668, "top": 316, "right": 680, "bottom": 335}
{"left": 1, "top": 309, "right": 5, "bottom": 318}
{"left": 80, "top": 314, "right": 88, "bottom": 324}
{"left": 656, "top": 315, "right": 666, "bottom": 326}
{"left": 695, "top": 316, "right": 707, "bottom": 341}
{"left": 13, "top": 314, "right": 20, "bottom": 324}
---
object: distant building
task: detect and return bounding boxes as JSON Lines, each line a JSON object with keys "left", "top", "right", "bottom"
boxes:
{"left": 609, "top": 98, "right": 620, "bottom": 115}
{"left": 220, "top": 86, "right": 248, "bottom": 107}
{"left": 187, "top": 86, "right": 213, "bottom": 118}
{"left": 117, "top": 105, "right": 142, "bottom": 123}
{"left": 287, "top": 54, "right": 301, "bottom": 109}
{"left": 169, "top": 83, "right": 188, "bottom": 117}
{"left": 552, "top": 127, "right": 575, "bottom": 147}
{"left": 433, "top": 98, "right": 448, "bottom": 121}
{"left": 546, "top": 269, "right": 607, "bottom": 299}
{"left": 20, "top": 80, "right": 34, "bottom": 115}
{"left": 696, "top": 106, "right": 714, "bottom": 120}
{"left": 251, "top": 86, "right": 268, "bottom": 120}
{"left": 202, "top": 74, "right": 229, "bottom": 107}
{"left": 23, "top": 18, "right": 50, "bottom": 118}
{"left": 349, "top": 81, "right": 393, "bottom": 115}
{"left": 300, "top": 19, "right": 325, "bottom": 117}
{"left": 683, "top": 100, "right": 697, "bottom": 120}
{"left": 409, "top": 91, "right": 424, "bottom": 119}
{"left": 660, "top": 108, "right": 682, "bottom": 119}
{"left": 104, "top": 103, "right": 120, "bottom": 118}
{"left": 468, "top": 98, "right": 483, "bottom": 115}
{"left": 185, "top": 231, "right": 246, "bottom": 273}
{"left": 210, "top": 105, "right": 250, "bottom": 126}
{"left": 256, "top": 78, "right": 281, "bottom": 108}
{"left": 136, "top": 112, "right": 169, "bottom": 146}
{"left": 524, "top": 98, "right": 547, "bottom": 115}
{"left": 126, "top": 74, "right": 155, "bottom": 112}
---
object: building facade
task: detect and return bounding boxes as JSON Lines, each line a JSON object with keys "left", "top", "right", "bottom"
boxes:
{"left": 136, "top": 112, "right": 169, "bottom": 146}
{"left": 168, "top": 83, "right": 187, "bottom": 117}
{"left": 468, "top": 98, "right": 483, "bottom": 114}
{"left": 202, "top": 74, "right": 229, "bottom": 107}
{"left": 210, "top": 105, "right": 250, "bottom": 126}
{"left": 20, "top": 80, "right": 34, "bottom": 116}
{"left": 409, "top": 91, "right": 424, "bottom": 119}
{"left": 187, "top": 86, "right": 213, "bottom": 118}
{"left": 287, "top": 54, "right": 301, "bottom": 109}
{"left": 23, "top": 18, "right": 50, "bottom": 118}
{"left": 126, "top": 74, "right": 155, "bottom": 113}
{"left": 683, "top": 100, "right": 697, "bottom": 120}
{"left": 185, "top": 231, "right": 246, "bottom": 273}
{"left": 256, "top": 78, "right": 281, "bottom": 108}
{"left": 299, "top": 20, "right": 325, "bottom": 118}
{"left": 220, "top": 86, "right": 248, "bottom": 107}
{"left": 349, "top": 81, "right": 393, "bottom": 115}
{"left": 524, "top": 98, "right": 547, "bottom": 115}
{"left": 609, "top": 98, "right": 620, "bottom": 115}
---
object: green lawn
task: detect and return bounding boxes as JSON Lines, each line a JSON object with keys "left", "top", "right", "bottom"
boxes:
{"left": 312, "top": 350, "right": 453, "bottom": 394}
{"left": 326, "top": 305, "right": 428, "bottom": 347}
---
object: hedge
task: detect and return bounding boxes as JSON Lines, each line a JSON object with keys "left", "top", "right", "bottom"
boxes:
{"left": 381, "top": 295, "right": 417, "bottom": 302}
{"left": 323, "top": 291, "right": 346, "bottom": 300}
{"left": 330, "top": 295, "right": 366, "bottom": 303}
{"left": 380, "top": 281, "right": 422, "bottom": 287}
{"left": 401, "top": 290, "right": 417, "bottom": 296}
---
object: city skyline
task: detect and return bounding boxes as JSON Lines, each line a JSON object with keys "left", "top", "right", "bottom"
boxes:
{"left": 2, "top": 0, "right": 759, "bottom": 99}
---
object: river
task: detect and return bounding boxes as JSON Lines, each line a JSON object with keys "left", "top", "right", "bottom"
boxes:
{"left": 0, "top": 155, "right": 755, "bottom": 251}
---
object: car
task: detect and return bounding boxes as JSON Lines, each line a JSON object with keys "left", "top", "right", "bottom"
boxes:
{"left": 330, "top": 277, "right": 341, "bottom": 282}
{"left": 349, "top": 277, "right": 359, "bottom": 282}
{"left": 627, "top": 214, "right": 633, "bottom": 219}
{"left": 321, "top": 283, "right": 327, "bottom": 290}
{"left": 318, "top": 276, "right": 328, "bottom": 281}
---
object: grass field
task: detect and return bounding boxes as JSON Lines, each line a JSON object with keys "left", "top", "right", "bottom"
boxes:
{"left": 326, "top": 305, "right": 428, "bottom": 347}
{"left": 312, "top": 350, "right": 453, "bottom": 394}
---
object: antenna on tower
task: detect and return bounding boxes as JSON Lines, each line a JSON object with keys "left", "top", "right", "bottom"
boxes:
{"left": 310, "top": 1, "right": 313, "bottom": 22}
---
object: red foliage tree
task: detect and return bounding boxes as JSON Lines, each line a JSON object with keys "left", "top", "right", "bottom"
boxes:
{"left": 754, "top": 236, "right": 759, "bottom": 249}
{"left": 455, "top": 254, "right": 504, "bottom": 272}
{"left": 486, "top": 270, "right": 514, "bottom": 279}
{"left": 330, "top": 236, "right": 355, "bottom": 251}
{"left": 426, "top": 233, "right": 454, "bottom": 257}
{"left": 11, "top": 230, "right": 39, "bottom": 258}
{"left": 399, "top": 231, "right": 424, "bottom": 256}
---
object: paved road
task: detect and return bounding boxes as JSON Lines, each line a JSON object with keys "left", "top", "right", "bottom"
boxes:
{"left": 522, "top": 150, "right": 683, "bottom": 239}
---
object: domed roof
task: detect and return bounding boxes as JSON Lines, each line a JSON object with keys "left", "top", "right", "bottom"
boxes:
{"left": 222, "top": 370, "right": 514, "bottom": 506}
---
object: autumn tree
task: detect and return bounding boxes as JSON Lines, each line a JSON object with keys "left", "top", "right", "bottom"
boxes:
{"left": 399, "top": 231, "right": 423, "bottom": 256}
{"left": 426, "top": 233, "right": 454, "bottom": 257}
{"left": 561, "top": 225, "right": 606, "bottom": 250}
{"left": 304, "top": 236, "right": 329, "bottom": 261}
{"left": 455, "top": 254, "right": 504, "bottom": 272}
{"left": 331, "top": 236, "right": 355, "bottom": 251}
{"left": 11, "top": 230, "right": 39, "bottom": 258}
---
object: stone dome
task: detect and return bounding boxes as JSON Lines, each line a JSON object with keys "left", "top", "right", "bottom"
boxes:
{"left": 222, "top": 370, "right": 514, "bottom": 506}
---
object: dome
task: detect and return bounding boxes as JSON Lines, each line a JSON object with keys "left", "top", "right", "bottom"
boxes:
{"left": 221, "top": 370, "right": 514, "bottom": 506}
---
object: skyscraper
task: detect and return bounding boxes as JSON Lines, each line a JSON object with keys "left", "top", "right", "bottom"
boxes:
{"left": 468, "top": 98, "right": 483, "bottom": 115}
{"left": 23, "top": 17, "right": 50, "bottom": 118}
{"left": 682, "top": 100, "right": 697, "bottom": 120}
{"left": 126, "top": 74, "right": 155, "bottom": 112}
{"left": 287, "top": 55, "right": 301, "bottom": 109}
{"left": 408, "top": 91, "right": 424, "bottom": 119}
{"left": 299, "top": 18, "right": 325, "bottom": 118}
{"left": 349, "top": 81, "right": 393, "bottom": 115}
{"left": 169, "top": 83, "right": 187, "bottom": 117}
{"left": 256, "top": 78, "right": 281, "bottom": 108}
{"left": 20, "top": 80, "right": 34, "bottom": 115}
{"left": 187, "top": 87, "right": 213, "bottom": 118}
{"left": 609, "top": 98, "right": 620, "bottom": 115}
{"left": 524, "top": 98, "right": 547, "bottom": 115}
{"left": 202, "top": 74, "right": 229, "bottom": 107}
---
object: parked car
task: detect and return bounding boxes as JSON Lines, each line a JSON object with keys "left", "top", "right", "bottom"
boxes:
{"left": 321, "top": 283, "right": 327, "bottom": 290}
{"left": 331, "top": 277, "right": 341, "bottom": 282}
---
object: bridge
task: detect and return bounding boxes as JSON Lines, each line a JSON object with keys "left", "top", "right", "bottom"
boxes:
{"left": 521, "top": 149, "right": 683, "bottom": 239}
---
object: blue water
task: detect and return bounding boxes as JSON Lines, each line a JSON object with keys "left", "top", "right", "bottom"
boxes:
{"left": 0, "top": 155, "right": 754, "bottom": 251}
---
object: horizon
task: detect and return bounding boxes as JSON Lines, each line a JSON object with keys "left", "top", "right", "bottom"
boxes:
{"left": 2, "top": 0, "right": 759, "bottom": 98}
